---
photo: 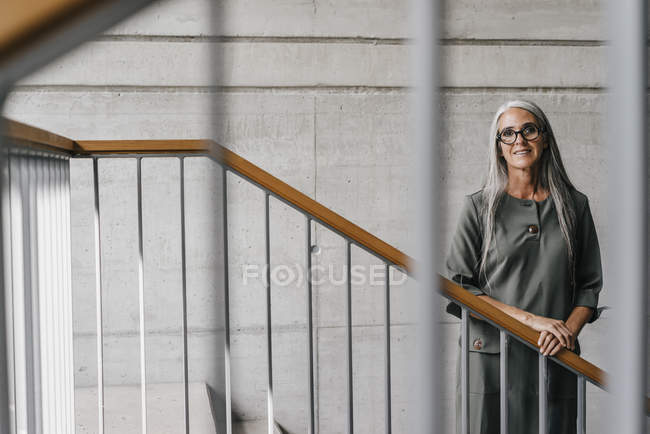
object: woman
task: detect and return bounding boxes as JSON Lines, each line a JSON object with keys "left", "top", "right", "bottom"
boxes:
{"left": 445, "top": 100, "right": 604, "bottom": 434}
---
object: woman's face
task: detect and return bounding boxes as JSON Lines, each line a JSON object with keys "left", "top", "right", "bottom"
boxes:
{"left": 496, "top": 107, "right": 548, "bottom": 171}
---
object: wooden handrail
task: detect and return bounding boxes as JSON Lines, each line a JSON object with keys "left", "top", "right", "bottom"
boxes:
{"left": 209, "top": 142, "right": 412, "bottom": 271}
{"left": 1, "top": 118, "right": 77, "bottom": 153}
{"left": 64, "top": 137, "right": 612, "bottom": 388}
{"left": 76, "top": 139, "right": 210, "bottom": 155}
{"left": 440, "top": 277, "right": 606, "bottom": 387}
{"left": 5, "top": 119, "right": 650, "bottom": 406}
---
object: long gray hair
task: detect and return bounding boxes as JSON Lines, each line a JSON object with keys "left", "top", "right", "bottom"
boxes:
{"left": 478, "top": 100, "right": 578, "bottom": 295}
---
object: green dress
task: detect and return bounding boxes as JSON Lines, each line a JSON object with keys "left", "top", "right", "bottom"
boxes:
{"left": 445, "top": 188, "right": 603, "bottom": 434}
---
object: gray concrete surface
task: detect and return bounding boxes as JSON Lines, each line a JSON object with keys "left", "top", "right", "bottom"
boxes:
{"left": 74, "top": 382, "right": 216, "bottom": 433}
{"left": 1, "top": 0, "right": 632, "bottom": 432}
{"left": 19, "top": 42, "right": 611, "bottom": 88}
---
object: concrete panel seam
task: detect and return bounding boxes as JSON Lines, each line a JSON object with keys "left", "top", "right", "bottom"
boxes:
{"left": 73, "top": 327, "right": 227, "bottom": 338}
{"left": 441, "top": 86, "right": 605, "bottom": 93}
{"left": 95, "top": 35, "right": 412, "bottom": 45}
{"left": 10, "top": 85, "right": 610, "bottom": 94}
{"left": 9, "top": 85, "right": 412, "bottom": 94}
{"left": 442, "top": 38, "right": 605, "bottom": 47}
{"left": 93, "top": 35, "right": 606, "bottom": 47}
{"left": 70, "top": 322, "right": 428, "bottom": 339}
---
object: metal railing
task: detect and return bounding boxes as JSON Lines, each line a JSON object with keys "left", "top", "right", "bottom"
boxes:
{"left": 0, "top": 0, "right": 647, "bottom": 432}
{"left": 88, "top": 154, "right": 206, "bottom": 434}
{"left": 1, "top": 119, "right": 648, "bottom": 434}
{"left": 70, "top": 141, "right": 405, "bottom": 434}
{"left": 441, "top": 279, "right": 605, "bottom": 434}
{"left": 70, "top": 134, "right": 618, "bottom": 434}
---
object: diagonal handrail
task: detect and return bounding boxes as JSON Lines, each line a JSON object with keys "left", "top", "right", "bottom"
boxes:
{"left": 71, "top": 137, "right": 609, "bottom": 388}
{"left": 72, "top": 137, "right": 413, "bottom": 271}
{"left": 440, "top": 278, "right": 606, "bottom": 387}
{"left": 5, "top": 117, "right": 650, "bottom": 410}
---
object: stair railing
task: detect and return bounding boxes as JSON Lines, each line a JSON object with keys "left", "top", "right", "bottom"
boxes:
{"left": 1, "top": 118, "right": 647, "bottom": 434}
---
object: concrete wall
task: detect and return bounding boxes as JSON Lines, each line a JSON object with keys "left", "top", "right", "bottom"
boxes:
{"left": 2, "top": 0, "right": 637, "bottom": 432}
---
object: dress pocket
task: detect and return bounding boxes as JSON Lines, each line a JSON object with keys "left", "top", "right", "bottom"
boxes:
{"left": 456, "top": 345, "right": 500, "bottom": 395}
{"left": 456, "top": 316, "right": 501, "bottom": 354}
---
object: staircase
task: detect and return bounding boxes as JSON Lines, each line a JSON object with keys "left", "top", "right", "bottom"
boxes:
{"left": 1, "top": 118, "right": 646, "bottom": 434}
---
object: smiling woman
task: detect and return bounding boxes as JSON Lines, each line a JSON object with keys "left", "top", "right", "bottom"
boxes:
{"left": 445, "top": 100, "right": 604, "bottom": 434}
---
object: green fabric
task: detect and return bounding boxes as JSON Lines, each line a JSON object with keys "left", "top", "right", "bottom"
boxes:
{"left": 446, "top": 188, "right": 603, "bottom": 434}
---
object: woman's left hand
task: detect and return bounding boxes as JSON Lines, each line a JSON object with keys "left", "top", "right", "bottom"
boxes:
{"left": 538, "top": 329, "right": 575, "bottom": 356}
{"left": 539, "top": 308, "right": 593, "bottom": 356}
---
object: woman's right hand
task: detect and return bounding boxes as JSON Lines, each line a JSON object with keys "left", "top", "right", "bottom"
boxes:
{"left": 527, "top": 314, "right": 574, "bottom": 350}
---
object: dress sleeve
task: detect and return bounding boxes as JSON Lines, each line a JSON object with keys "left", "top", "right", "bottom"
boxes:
{"left": 445, "top": 194, "right": 485, "bottom": 296}
{"left": 573, "top": 197, "right": 604, "bottom": 323}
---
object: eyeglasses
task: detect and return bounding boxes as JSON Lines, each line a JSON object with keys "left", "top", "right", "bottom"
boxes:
{"left": 496, "top": 124, "right": 545, "bottom": 145}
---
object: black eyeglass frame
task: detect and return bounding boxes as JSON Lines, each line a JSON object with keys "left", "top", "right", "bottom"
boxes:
{"left": 496, "top": 125, "right": 546, "bottom": 145}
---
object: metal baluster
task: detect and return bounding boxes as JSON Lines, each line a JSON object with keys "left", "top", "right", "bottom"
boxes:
{"left": 460, "top": 307, "right": 469, "bottom": 434}
{"left": 92, "top": 157, "right": 105, "bottom": 434}
{"left": 577, "top": 375, "right": 586, "bottom": 434}
{"left": 264, "top": 191, "right": 274, "bottom": 434}
{"left": 179, "top": 158, "right": 190, "bottom": 434}
{"left": 346, "top": 240, "right": 353, "bottom": 434}
{"left": 384, "top": 264, "right": 391, "bottom": 434}
{"left": 306, "top": 217, "right": 315, "bottom": 434}
{"left": 499, "top": 331, "right": 508, "bottom": 434}
{"left": 538, "top": 353, "right": 548, "bottom": 434}
{"left": 136, "top": 157, "right": 147, "bottom": 434}
{"left": 222, "top": 168, "right": 232, "bottom": 434}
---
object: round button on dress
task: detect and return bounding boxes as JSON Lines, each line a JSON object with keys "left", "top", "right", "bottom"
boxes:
{"left": 473, "top": 338, "right": 483, "bottom": 350}
{"left": 527, "top": 224, "right": 539, "bottom": 234}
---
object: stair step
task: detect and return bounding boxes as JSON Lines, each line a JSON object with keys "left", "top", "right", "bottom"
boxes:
{"left": 74, "top": 382, "right": 216, "bottom": 434}
{"left": 232, "top": 419, "right": 287, "bottom": 434}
